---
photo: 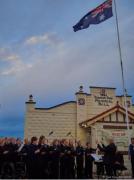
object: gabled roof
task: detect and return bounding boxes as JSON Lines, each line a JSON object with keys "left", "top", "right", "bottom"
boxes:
{"left": 79, "top": 103, "right": 134, "bottom": 128}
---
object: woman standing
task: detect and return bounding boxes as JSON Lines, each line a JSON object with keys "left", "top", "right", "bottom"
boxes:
{"left": 85, "top": 142, "right": 96, "bottom": 179}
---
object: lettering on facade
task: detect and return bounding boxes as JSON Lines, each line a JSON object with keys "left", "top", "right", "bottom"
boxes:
{"left": 111, "top": 130, "right": 128, "bottom": 148}
{"left": 112, "top": 131, "right": 126, "bottom": 137}
{"left": 94, "top": 89, "right": 113, "bottom": 106}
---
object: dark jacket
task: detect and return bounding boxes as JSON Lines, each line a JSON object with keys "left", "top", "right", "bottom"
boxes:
{"left": 129, "top": 144, "right": 134, "bottom": 157}
{"left": 98, "top": 143, "right": 116, "bottom": 165}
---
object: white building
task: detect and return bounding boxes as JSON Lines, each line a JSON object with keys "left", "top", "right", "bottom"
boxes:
{"left": 25, "top": 86, "right": 134, "bottom": 173}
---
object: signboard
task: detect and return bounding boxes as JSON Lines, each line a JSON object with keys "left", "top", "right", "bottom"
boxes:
{"left": 111, "top": 130, "right": 128, "bottom": 150}
{"left": 94, "top": 88, "right": 113, "bottom": 106}
{"left": 98, "top": 129, "right": 129, "bottom": 151}
{"left": 112, "top": 131, "right": 126, "bottom": 137}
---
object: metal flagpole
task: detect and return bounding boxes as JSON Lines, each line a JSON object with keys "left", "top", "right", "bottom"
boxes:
{"left": 113, "top": 0, "right": 131, "bottom": 144}
{"left": 74, "top": 114, "right": 77, "bottom": 178}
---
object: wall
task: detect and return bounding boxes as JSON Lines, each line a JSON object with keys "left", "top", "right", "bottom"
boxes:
{"left": 24, "top": 102, "right": 77, "bottom": 140}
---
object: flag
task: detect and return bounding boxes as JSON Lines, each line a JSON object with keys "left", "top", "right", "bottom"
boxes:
{"left": 73, "top": 0, "right": 113, "bottom": 32}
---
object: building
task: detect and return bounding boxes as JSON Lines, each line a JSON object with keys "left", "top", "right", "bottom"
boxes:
{"left": 25, "top": 86, "right": 134, "bottom": 173}
{"left": 25, "top": 85, "right": 134, "bottom": 146}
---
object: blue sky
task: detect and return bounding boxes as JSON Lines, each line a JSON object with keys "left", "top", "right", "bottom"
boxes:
{"left": 0, "top": 0, "right": 134, "bottom": 138}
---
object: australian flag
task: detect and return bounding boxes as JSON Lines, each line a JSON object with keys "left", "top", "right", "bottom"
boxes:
{"left": 73, "top": 0, "right": 113, "bottom": 32}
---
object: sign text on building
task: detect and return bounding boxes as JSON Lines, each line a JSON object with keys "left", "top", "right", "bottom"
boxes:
{"left": 94, "top": 95, "right": 113, "bottom": 106}
{"left": 94, "top": 88, "right": 113, "bottom": 106}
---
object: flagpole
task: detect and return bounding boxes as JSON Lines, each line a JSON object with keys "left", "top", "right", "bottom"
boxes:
{"left": 113, "top": 0, "right": 131, "bottom": 144}
{"left": 74, "top": 111, "right": 77, "bottom": 178}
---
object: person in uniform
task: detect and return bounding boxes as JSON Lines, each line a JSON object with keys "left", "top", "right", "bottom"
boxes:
{"left": 1, "top": 138, "right": 10, "bottom": 177}
{"left": 66, "top": 140, "right": 75, "bottom": 179}
{"left": 43, "top": 138, "right": 50, "bottom": 178}
{"left": 76, "top": 140, "right": 84, "bottom": 179}
{"left": 49, "top": 139, "right": 60, "bottom": 179}
{"left": 97, "top": 138, "right": 117, "bottom": 178}
{"left": 10, "top": 138, "right": 20, "bottom": 163}
{"left": 1, "top": 138, "right": 18, "bottom": 178}
{"left": 26, "top": 136, "right": 40, "bottom": 179}
{"left": 129, "top": 137, "right": 134, "bottom": 178}
{"left": 19, "top": 138, "right": 29, "bottom": 178}
{"left": 16, "top": 138, "right": 22, "bottom": 150}
{"left": 59, "top": 139, "right": 68, "bottom": 179}
{"left": 85, "top": 142, "right": 96, "bottom": 179}
{"left": 114, "top": 151, "right": 127, "bottom": 176}
{"left": 37, "top": 135, "right": 47, "bottom": 178}
{"left": 0, "top": 138, "right": 4, "bottom": 176}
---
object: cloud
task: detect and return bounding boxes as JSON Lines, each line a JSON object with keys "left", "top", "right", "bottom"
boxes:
{"left": 0, "top": 32, "right": 65, "bottom": 77}
{"left": 6, "top": 54, "right": 19, "bottom": 61}
{"left": 0, "top": 47, "right": 10, "bottom": 59}
{"left": 1, "top": 62, "right": 32, "bottom": 76}
{"left": 1, "top": 38, "right": 121, "bottom": 97}
{"left": 0, "top": 48, "right": 20, "bottom": 63}
{"left": 0, "top": 54, "right": 33, "bottom": 76}
{"left": 0, "top": 47, "right": 6, "bottom": 54}
{"left": 25, "top": 32, "right": 62, "bottom": 46}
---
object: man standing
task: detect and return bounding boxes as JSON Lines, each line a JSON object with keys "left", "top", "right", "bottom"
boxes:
{"left": 97, "top": 138, "right": 117, "bottom": 178}
{"left": 76, "top": 141, "right": 84, "bottom": 179}
{"left": 129, "top": 138, "right": 134, "bottom": 178}
{"left": 26, "top": 136, "right": 40, "bottom": 179}
{"left": 59, "top": 139, "right": 68, "bottom": 179}
{"left": 49, "top": 139, "right": 60, "bottom": 179}
{"left": 85, "top": 142, "right": 96, "bottom": 179}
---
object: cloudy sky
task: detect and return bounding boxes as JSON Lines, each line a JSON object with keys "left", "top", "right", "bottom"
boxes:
{"left": 0, "top": 0, "right": 134, "bottom": 138}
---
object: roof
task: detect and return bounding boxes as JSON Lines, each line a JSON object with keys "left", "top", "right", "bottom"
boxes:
{"left": 116, "top": 95, "right": 132, "bottom": 97}
{"left": 75, "top": 92, "right": 91, "bottom": 96}
{"left": 90, "top": 86, "right": 116, "bottom": 89}
{"left": 79, "top": 104, "right": 134, "bottom": 127}
{"left": 35, "top": 101, "right": 76, "bottom": 110}
{"left": 25, "top": 101, "right": 36, "bottom": 104}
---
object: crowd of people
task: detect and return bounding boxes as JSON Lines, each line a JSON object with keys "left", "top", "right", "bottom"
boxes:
{"left": 0, "top": 136, "right": 128, "bottom": 179}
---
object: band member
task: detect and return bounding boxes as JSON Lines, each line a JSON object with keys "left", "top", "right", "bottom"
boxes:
{"left": 85, "top": 142, "right": 96, "bottom": 179}
{"left": 2, "top": 138, "right": 18, "bottom": 162}
{"left": 114, "top": 151, "right": 127, "bottom": 176}
{"left": 66, "top": 140, "right": 75, "bottom": 179}
{"left": 59, "top": 139, "right": 68, "bottom": 179}
{"left": 49, "top": 139, "right": 60, "bottom": 179}
{"left": 19, "top": 138, "right": 29, "bottom": 153}
{"left": 129, "top": 137, "right": 134, "bottom": 178}
{"left": 26, "top": 136, "right": 40, "bottom": 179}
{"left": 1, "top": 138, "right": 18, "bottom": 178}
{"left": 76, "top": 140, "right": 84, "bottom": 179}
{"left": 16, "top": 138, "right": 22, "bottom": 150}
{"left": 37, "top": 136, "right": 46, "bottom": 179}
{"left": 37, "top": 135, "right": 49, "bottom": 179}
{"left": 97, "top": 138, "right": 117, "bottom": 178}
{"left": 19, "top": 138, "right": 29, "bottom": 178}
{"left": 0, "top": 138, "right": 4, "bottom": 175}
